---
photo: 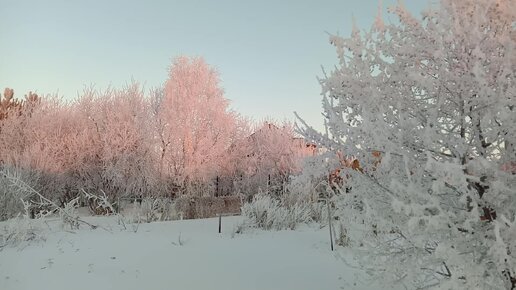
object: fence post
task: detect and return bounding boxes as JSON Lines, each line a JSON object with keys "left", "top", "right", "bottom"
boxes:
{"left": 218, "top": 213, "right": 222, "bottom": 233}
{"left": 215, "top": 176, "right": 219, "bottom": 197}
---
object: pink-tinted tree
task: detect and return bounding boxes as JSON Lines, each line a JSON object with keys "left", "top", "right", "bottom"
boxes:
{"left": 72, "top": 84, "right": 157, "bottom": 203}
{"left": 157, "top": 56, "right": 244, "bottom": 196}
{"left": 229, "top": 121, "right": 316, "bottom": 197}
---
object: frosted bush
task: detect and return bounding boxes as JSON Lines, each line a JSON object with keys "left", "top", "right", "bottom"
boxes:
{"left": 297, "top": 0, "right": 516, "bottom": 288}
{"left": 82, "top": 189, "right": 116, "bottom": 215}
{"left": 0, "top": 183, "right": 24, "bottom": 221}
{"left": 0, "top": 167, "right": 40, "bottom": 221}
{"left": 0, "top": 215, "right": 44, "bottom": 249}
{"left": 126, "top": 197, "right": 178, "bottom": 223}
{"left": 241, "top": 192, "right": 319, "bottom": 230}
{"left": 59, "top": 196, "right": 80, "bottom": 230}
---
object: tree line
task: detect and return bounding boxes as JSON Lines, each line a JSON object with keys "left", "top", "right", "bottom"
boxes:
{"left": 0, "top": 56, "right": 314, "bottom": 221}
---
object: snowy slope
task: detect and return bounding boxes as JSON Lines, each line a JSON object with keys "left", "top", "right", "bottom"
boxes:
{"left": 0, "top": 216, "right": 380, "bottom": 290}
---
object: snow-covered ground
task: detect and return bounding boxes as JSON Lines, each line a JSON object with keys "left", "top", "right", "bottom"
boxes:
{"left": 0, "top": 215, "right": 380, "bottom": 290}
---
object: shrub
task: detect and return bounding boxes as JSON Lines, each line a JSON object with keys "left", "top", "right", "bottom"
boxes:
{"left": 241, "top": 192, "right": 320, "bottom": 231}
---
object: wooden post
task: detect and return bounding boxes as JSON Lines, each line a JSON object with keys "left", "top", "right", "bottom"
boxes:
{"left": 218, "top": 213, "right": 222, "bottom": 233}
{"left": 327, "top": 197, "right": 334, "bottom": 251}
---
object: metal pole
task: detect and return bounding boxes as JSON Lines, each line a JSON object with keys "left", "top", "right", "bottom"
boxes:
{"left": 218, "top": 213, "right": 222, "bottom": 233}
{"left": 327, "top": 197, "right": 334, "bottom": 251}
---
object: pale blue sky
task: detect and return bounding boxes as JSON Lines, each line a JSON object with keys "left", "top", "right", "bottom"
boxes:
{"left": 0, "top": 0, "right": 427, "bottom": 130}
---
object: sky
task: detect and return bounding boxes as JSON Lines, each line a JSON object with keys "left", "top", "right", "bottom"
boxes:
{"left": 0, "top": 0, "right": 428, "bottom": 131}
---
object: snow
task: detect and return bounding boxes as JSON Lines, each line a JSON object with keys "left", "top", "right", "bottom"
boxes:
{"left": 0, "top": 216, "right": 380, "bottom": 290}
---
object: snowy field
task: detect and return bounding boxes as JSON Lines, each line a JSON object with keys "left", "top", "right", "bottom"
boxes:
{"left": 0, "top": 215, "right": 380, "bottom": 290}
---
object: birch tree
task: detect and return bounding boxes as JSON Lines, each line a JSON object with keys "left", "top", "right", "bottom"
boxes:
{"left": 158, "top": 56, "right": 242, "bottom": 196}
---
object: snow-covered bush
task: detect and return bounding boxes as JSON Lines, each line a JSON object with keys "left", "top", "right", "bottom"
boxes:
{"left": 59, "top": 196, "right": 81, "bottom": 230}
{"left": 125, "top": 197, "right": 178, "bottom": 223}
{"left": 0, "top": 167, "right": 34, "bottom": 221}
{"left": 0, "top": 197, "right": 84, "bottom": 248}
{"left": 241, "top": 192, "right": 320, "bottom": 230}
{"left": 298, "top": 0, "right": 516, "bottom": 288}
{"left": 240, "top": 153, "right": 337, "bottom": 231}
{"left": 0, "top": 215, "right": 45, "bottom": 249}
{"left": 0, "top": 168, "right": 99, "bottom": 231}
{"left": 82, "top": 189, "right": 116, "bottom": 215}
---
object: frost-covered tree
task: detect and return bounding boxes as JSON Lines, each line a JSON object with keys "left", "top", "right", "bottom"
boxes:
{"left": 0, "top": 89, "right": 40, "bottom": 165}
{"left": 157, "top": 56, "right": 243, "bottom": 196}
{"left": 0, "top": 84, "right": 158, "bottom": 214}
{"left": 230, "top": 121, "right": 315, "bottom": 197}
{"left": 0, "top": 88, "right": 22, "bottom": 121}
{"left": 0, "top": 90, "right": 73, "bottom": 218}
{"left": 72, "top": 84, "right": 158, "bottom": 202}
{"left": 299, "top": 1, "right": 516, "bottom": 288}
